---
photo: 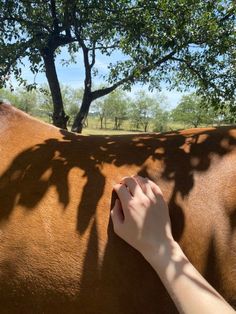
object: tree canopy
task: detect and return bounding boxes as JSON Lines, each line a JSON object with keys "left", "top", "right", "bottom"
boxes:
{"left": 171, "top": 93, "right": 216, "bottom": 127}
{"left": 0, "top": 0, "right": 235, "bottom": 132}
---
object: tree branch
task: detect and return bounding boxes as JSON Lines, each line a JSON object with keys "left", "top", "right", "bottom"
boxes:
{"left": 90, "top": 41, "right": 96, "bottom": 68}
{"left": 1, "top": 16, "right": 51, "bottom": 32}
{"left": 63, "top": 0, "right": 72, "bottom": 38}
{"left": 88, "top": 43, "right": 120, "bottom": 51}
{"left": 50, "top": 0, "right": 59, "bottom": 34}
{"left": 219, "top": 5, "right": 235, "bottom": 24}
{"left": 92, "top": 49, "right": 177, "bottom": 100}
{"left": 0, "top": 38, "right": 35, "bottom": 78}
{"left": 170, "top": 56, "right": 225, "bottom": 97}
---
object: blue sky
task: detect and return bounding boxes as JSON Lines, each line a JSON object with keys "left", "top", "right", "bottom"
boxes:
{"left": 12, "top": 47, "right": 186, "bottom": 109}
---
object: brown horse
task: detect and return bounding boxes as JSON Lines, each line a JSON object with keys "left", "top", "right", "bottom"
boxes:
{"left": 0, "top": 102, "right": 235, "bottom": 313}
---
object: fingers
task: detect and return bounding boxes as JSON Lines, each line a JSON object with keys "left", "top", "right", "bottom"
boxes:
{"left": 113, "top": 183, "right": 133, "bottom": 210}
{"left": 147, "top": 178, "right": 163, "bottom": 197}
{"left": 134, "top": 176, "right": 155, "bottom": 200}
{"left": 120, "top": 176, "right": 144, "bottom": 197}
{"left": 111, "top": 199, "right": 124, "bottom": 229}
{"left": 114, "top": 175, "right": 162, "bottom": 201}
{"left": 113, "top": 175, "right": 163, "bottom": 220}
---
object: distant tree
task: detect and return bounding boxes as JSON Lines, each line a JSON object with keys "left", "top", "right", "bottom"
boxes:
{"left": 153, "top": 110, "right": 170, "bottom": 132}
{"left": 0, "top": 87, "right": 38, "bottom": 114}
{"left": 222, "top": 105, "right": 236, "bottom": 124}
{"left": 103, "top": 90, "right": 128, "bottom": 130}
{"left": 16, "top": 89, "right": 38, "bottom": 114}
{"left": 61, "top": 86, "right": 83, "bottom": 125}
{"left": 37, "top": 84, "right": 83, "bottom": 124}
{"left": 0, "top": 88, "right": 19, "bottom": 105}
{"left": 92, "top": 99, "right": 109, "bottom": 129}
{"left": 37, "top": 85, "right": 54, "bottom": 118}
{"left": 171, "top": 93, "right": 216, "bottom": 127}
{"left": 130, "top": 91, "right": 162, "bottom": 132}
{"left": 211, "top": 102, "right": 236, "bottom": 125}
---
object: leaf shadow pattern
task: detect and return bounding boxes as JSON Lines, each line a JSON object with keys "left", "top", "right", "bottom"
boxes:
{"left": 0, "top": 125, "right": 236, "bottom": 312}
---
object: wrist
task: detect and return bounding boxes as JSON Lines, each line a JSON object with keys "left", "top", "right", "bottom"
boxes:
{"left": 142, "top": 240, "right": 182, "bottom": 273}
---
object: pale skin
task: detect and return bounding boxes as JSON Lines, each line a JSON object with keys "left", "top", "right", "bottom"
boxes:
{"left": 111, "top": 175, "right": 235, "bottom": 314}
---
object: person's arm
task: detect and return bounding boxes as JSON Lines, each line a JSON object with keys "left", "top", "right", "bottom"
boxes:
{"left": 111, "top": 175, "right": 235, "bottom": 314}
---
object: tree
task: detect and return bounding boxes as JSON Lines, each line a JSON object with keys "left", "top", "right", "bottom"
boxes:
{"left": 102, "top": 90, "right": 128, "bottom": 130}
{"left": 71, "top": 0, "right": 236, "bottom": 132}
{"left": 37, "top": 84, "right": 83, "bottom": 124}
{"left": 0, "top": 0, "right": 123, "bottom": 131}
{"left": 0, "top": 0, "right": 77, "bottom": 128}
{"left": 130, "top": 91, "right": 162, "bottom": 132}
{"left": 0, "top": 87, "right": 38, "bottom": 114}
{"left": 112, "top": 1, "right": 235, "bottom": 109}
{"left": 0, "top": 88, "right": 19, "bottom": 105}
{"left": 153, "top": 110, "right": 170, "bottom": 132}
{"left": 37, "top": 85, "right": 54, "bottom": 122}
{"left": 60, "top": 86, "right": 83, "bottom": 125}
{"left": 91, "top": 100, "right": 109, "bottom": 129}
{"left": 171, "top": 93, "right": 217, "bottom": 127}
{"left": 1, "top": 1, "right": 235, "bottom": 132}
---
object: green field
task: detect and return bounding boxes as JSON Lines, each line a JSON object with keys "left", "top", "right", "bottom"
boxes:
{"left": 36, "top": 114, "right": 211, "bottom": 135}
{"left": 77, "top": 116, "right": 185, "bottom": 135}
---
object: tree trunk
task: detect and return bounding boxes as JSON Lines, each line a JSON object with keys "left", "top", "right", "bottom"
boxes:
{"left": 105, "top": 116, "right": 107, "bottom": 129}
{"left": 100, "top": 115, "right": 103, "bottom": 129}
{"left": 43, "top": 49, "right": 68, "bottom": 129}
{"left": 144, "top": 122, "right": 148, "bottom": 132}
{"left": 114, "top": 117, "right": 118, "bottom": 130}
{"left": 71, "top": 92, "right": 92, "bottom": 133}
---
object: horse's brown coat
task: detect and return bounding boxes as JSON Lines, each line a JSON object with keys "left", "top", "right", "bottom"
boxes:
{"left": 0, "top": 102, "right": 235, "bottom": 313}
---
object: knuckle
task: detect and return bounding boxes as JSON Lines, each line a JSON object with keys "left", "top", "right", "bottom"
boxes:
{"left": 140, "top": 196, "right": 151, "bottom": 208}
{"left": 127, "top": 199, "right": 136, "bottom": 210}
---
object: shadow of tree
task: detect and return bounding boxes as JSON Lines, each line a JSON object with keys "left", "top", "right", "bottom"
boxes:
{"left": 0, "top": 125, "right": 236, "bottom": 312}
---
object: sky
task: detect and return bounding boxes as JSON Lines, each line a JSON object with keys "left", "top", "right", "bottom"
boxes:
{"left": 11, "top": 47, "right": 186, "bottom": 110}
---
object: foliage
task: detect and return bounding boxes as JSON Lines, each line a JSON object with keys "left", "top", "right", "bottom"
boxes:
{"left": 1, "top": 85, "right": 235, "bottom": 132}
{"left": 93, "top": 89, "right": 128, "bottom": 130}
{"left": 0, "top": 88, "right": 19, "bottom": 104}
{"left": 37, "top": 84, "right": 84, "bottom": 123}
{"left": 0, "top": 87, "right": 38, "bottom": 114}
{"left": 0, "top": 0, "right": 235, "bottom": 131}
{"left": 91, "top": 99, "right": 109, "bottom": 129}
{"left": 129, "top": 91, "right": 165, "bottom": 132}
{"left": 61, "top": 86, "right": 83, "bottom": 123}
{"left": 110, "top": 0, "right": 236, "bottom": 110}
{"left": 171, "top": 93, "right": 217, "bottom": 127}
{"left": 153, "top": 110, "right": 170, "bottom": 132}
{"left": 0, "top": 0, "right": 75, "bottom": 86}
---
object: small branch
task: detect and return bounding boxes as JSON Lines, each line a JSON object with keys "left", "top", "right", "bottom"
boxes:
{"left": 171, "top": 56, "right": 225, "bottom": 97}
{"left": 88, "top": 43, "right": 120, "bottom": 51}
{"left": 2, "top": 16, "right": 51, "bottom": 32}
{"left": 0, "top": 38, "right": 35, "bottom": 77}
{"left": 219, "top": 6, "right": 235, "bottom": 23}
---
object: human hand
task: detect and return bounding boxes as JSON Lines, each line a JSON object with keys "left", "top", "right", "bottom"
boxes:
{"left": 111, "top": 177, "right": 236, "bottom": 314}
{"left": 111, "top": 176, "right": 175, "bottom": 261}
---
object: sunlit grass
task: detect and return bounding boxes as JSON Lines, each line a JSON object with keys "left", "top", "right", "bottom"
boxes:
{"left": 35, "top": 114, "right": 192, "bottom": 135}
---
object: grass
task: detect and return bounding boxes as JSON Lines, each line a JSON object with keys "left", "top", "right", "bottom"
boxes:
{"left": 33, "top": 114, "right": 213, "bottom": 136}
{"left": 82, "top": 128, "right": 143, "bottom": 135}
{"left": 81, "top": 117, "right": 187, "bottom": 135}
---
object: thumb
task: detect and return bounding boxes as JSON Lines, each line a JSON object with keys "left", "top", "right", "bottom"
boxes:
{"left": 111, "top": 199, "right": 124, "bottom": 231}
